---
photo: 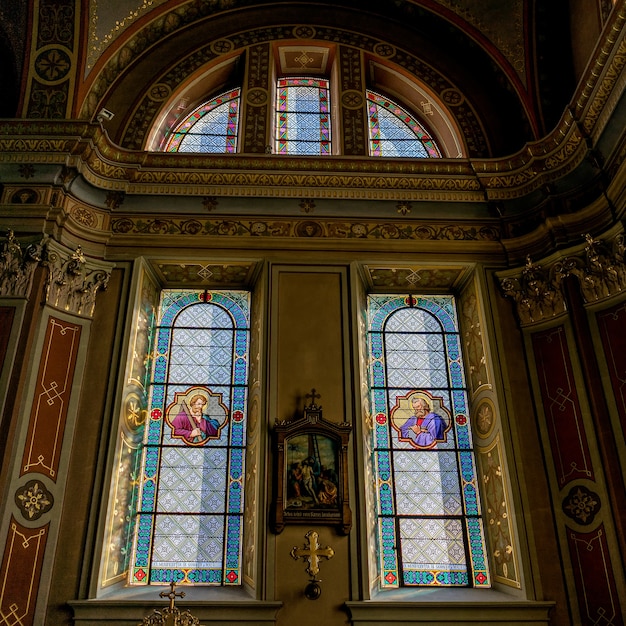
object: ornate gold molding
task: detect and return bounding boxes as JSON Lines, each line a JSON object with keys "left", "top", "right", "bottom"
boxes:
{"left": 109, "top": 215, "right": 501, "bottom": 243}
{"left": 477, "top": 436, "right": 520, "bottom": 587}
{"left": 0, "top": 104, "right": 614, "bottom": 207}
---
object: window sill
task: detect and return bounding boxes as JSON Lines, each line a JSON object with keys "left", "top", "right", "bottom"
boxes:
{"left": 69, "top": 590, "right": 282, "bottom": 625}
{"left": 345, "top": 589, "right": 555, "bottom": 625}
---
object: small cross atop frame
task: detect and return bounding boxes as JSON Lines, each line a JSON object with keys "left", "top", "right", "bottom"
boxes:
{"left": 305, "top": 388, "right": 321, "bottom": 410}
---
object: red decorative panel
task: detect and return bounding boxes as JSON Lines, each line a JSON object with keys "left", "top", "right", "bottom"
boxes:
{"left": 567, "top": 525, "right": 624, "bottom": 626}
{"left": 597, "top": 301, "right": 626, "bottom": 438}
{"left": 531, "top": 326, "right": 594, "bottom": 486}
{"left": 0, "top": 516, "right": 49, "bottom": 626}
{"left": 20, "top": 316, "right": 81, "bottom": 480}
{"left": 0, "top": 307, "right": 16, "bottom": 371}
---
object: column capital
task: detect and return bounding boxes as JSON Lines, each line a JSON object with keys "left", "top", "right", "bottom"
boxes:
{"left": 0, "top": 229, "right": 44, "bottom": 298}
{"left": 43, "top": 240, "right": 114, "bottom": 318}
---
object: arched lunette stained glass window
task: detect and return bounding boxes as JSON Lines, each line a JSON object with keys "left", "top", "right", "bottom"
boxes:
{"left": 276, "top": 77, "right": 331, "bottom": 155}
{"left": 130, "top": 289, "right": 250, "bottom": 586}
{"left": 164, "top": 89, "right": 240, "bottom": 153}
{"left": 367, "top": 91, "right": 441, "bottom": 158}
{"left": 367, "top": 294, "right": 489, "bottom": 588}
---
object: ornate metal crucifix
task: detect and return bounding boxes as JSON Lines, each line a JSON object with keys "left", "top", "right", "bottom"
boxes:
{"left": 141, "top": 581, "right": 200, "bottom": 625}
{"left": 290, "top": 530, "right": 335, "bottom": 599}
{"left": 290, "top": 529, "right": 334, "bottom": 578}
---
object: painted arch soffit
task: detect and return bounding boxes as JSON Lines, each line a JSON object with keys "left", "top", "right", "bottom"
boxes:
{"left": 86, "top": 0, "right": 525, "bottom": 81}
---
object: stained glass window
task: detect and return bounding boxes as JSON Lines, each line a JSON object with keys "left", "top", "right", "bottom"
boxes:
{"left": 130, "top": 289, "right": 250, "bottom": 586}
{"left": 165, "top": 89, "right": 240, "bottom": 153}
{"left": 367, "top": 295, "right": 489, "bottom": 588}
{"left": 276, "top": 77, "right": 331, "bottom": 155}
{"left": 367, "top": 91, "right": 441, "bottom": 158}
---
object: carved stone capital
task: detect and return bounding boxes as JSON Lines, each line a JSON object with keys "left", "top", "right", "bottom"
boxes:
{"left": 42, "top": 240, "right": 114, "bottom": 318}
{"left": 499, "top": 231, "right": 626, "bottom": 325}
{"left": 499, "top": 256, "right": 566, "bottom": 326}
{"left": 0, "top": 230, "right": 44, "bottom": 298}
{"left": 555, "top": 233, "right": 626, "bottom": 302}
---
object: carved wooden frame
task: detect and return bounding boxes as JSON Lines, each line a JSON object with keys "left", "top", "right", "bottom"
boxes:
{"left": 271, "top": 406, "right": 352, "bottom": 535}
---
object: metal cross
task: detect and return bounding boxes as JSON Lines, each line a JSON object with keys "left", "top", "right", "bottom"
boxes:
{"left": 305, "top": 388, "right": 321, "bottom": 409}
{"left": 290, "top": 530, "right": 334, "bottom": 577}
{"left": 159, "top": 581, "right": 185, "bottom": 610}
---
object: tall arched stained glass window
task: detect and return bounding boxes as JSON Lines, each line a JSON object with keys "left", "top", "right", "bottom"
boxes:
{"left": 367, "top": 91, "right": 441, "bottom": 158}
{"left": 367, "top": 295, "right": 489, "bottom": 588}
{"left": 164, "top": 89, "right": 240, "bottom": 153}
{"left": 276, "top": 77, "right": 331, "bottom": 155}
{"left": 130, "top": 289, "right": 250, "bottom": 586}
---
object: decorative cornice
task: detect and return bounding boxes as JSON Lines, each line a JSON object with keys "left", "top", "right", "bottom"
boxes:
{"left": 0, "top": 116, "right": 606, "bottom": 205}
{"left": 498, "top": 231, "right": 626, "bottom": 326}
{"left": 42, "top": 240, "right": 114, "bottom": 318}
{"left": 0, "top": 230, "right": 44, "bottom": 298}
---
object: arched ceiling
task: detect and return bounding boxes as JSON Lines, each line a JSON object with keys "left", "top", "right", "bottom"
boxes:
{"left": 78, "top": 0, "right": 576, "bottom": 158}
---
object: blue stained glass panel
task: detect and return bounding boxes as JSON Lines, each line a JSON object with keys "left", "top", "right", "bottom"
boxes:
{"left": 367, "top": 294, "right": 490, "bottom": 588}
{"left": 131, "top": 290, "right": 250, "bottom": 586}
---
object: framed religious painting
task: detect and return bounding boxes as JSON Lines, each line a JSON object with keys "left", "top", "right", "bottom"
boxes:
{"left": 271, "top": 393, "right": 352, "bottom": 534}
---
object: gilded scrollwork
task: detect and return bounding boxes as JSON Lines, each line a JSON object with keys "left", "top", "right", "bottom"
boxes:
{"left": 459, "top": 287, "right": 490, "bottom": 394}
{"left": 70, "top": 205, "right": 98, "bottom": 228}
{"left": 109, "top": 215, "right": 501, "bottom": 243}
{"left": 478, "top": 438, "right": 519, "bottom": 587}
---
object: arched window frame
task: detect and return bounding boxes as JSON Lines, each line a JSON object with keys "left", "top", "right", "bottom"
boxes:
{"left": 156, "top": 69, "right": 455, "bottom": 158}
{"left": 367, "top": 294, "right": 489, "bottom": 588}
{"left": 129, "top": 288, "right": 251, "bottom": 587}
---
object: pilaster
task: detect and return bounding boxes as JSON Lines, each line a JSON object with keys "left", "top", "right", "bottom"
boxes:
{"left": 0, "top": 239, "right": 113, "bottom": 626}
{"left": 497, "top": 230, "right": 626, "bottom": 625}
